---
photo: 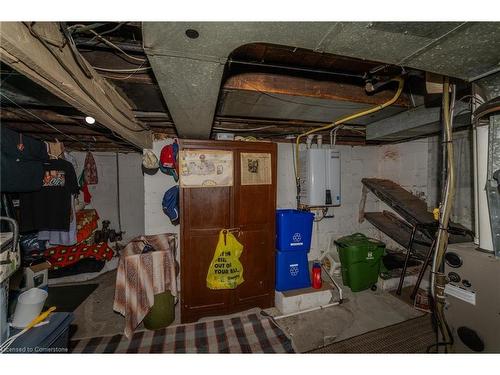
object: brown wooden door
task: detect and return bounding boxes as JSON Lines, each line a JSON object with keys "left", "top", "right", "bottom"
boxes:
{"left": 233, "top": 149, "right": 276, "bottom": 309}
{"left": 181, "top": 186, "right": 233, "bottom": 323}
{"left": 180, "top": 140, "right": 276, "bottom": 323}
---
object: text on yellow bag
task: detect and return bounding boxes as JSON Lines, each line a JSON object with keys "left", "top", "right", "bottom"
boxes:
{"left": 206, "top": 230, "right": 244, "bottom": 290}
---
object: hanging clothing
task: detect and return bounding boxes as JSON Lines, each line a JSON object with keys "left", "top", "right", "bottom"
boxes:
{"left": 63, "top": 151, "right": 78, "bottom": 171}
{"left": 37, "top": 198, "right": 77, "bottom": 246}
{"left": 78, "top": 169, "right": 92, "bottom": 204}
{"left": 46, "top": 140, "right": 65, "bottom": 159}
{"left": 0, "top": 127, "right": 48, "bottom": 192}
{"left": 84, "top": 152, "right": 98, "bottom": 185}
{"left": 19, "top": 159, "right": 80, "bottom": 232}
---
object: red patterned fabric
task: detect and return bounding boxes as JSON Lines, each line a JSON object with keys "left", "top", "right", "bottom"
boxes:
{"left": 76, "top": 209, "right": 99, "bottom": 243}
{"left": 84, "top": 152, "right": 98, "bottom": 185}
{"left": 44, "top": 242, "right": 113, "bottom": 270}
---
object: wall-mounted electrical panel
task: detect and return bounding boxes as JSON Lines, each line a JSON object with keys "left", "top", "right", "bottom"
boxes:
{"left": 299, "top": 148, "right": 341, "bottom": 207}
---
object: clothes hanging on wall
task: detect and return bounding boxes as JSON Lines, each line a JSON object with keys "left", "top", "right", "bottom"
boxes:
{"left": 37, "top": 198, "right": 77, "bottom": 246}
{"left": 46, "top": 139, "right": 65, "bottom": 159}
{"left": 84, "top": 151, "right": 98, "bottom": 185}
{"left": 78, "top": 170, "right": 92, "bottom": 204}
{"left": 19, "top": 159, "right": 80, "bottom": 233}
{"left": 63, "top": 151, "right": 78, "bottom": 171}
{"left": 0, "top": 127, "right": 49, "bottom": 192}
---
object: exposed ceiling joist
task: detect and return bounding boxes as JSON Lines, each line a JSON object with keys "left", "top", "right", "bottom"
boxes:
{"left": 223, "top": 73, "right": 410, "bottom": 107}
{"left": 0, "top": 22, "right": 152, "bottom": 149}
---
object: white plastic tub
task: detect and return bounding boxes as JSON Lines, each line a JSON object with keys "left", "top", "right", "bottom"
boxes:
{"left": 11, "top": 288, "right": 48, "bottom": 328}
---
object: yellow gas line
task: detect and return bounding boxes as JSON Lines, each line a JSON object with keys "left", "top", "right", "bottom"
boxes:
{"left": 294, "top": 77, "right": 405, "bottom": 188}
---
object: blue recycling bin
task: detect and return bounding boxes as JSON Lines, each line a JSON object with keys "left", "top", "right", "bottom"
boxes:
{"left": 276, "top": 209, "right": 314, "bottom": 252}
{"left": 275, "top": 250, "right": 311, "bottom": 291}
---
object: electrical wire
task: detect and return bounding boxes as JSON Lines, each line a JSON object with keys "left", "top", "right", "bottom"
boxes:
{"left": 23, "top": 22, "right": 149, "bottom": 133}
{"left": 70, "top": 23, "right": 147, "bottom": 64}
{"left": 87, "top": 22, "right": 126, "bottom": 42}
{"left": 0, "top": 92, "right": 90, "bottom": 149}
{"left": 92, "top": 66, "right": 152, "bottom": 73}
{"left": 1, "top": 92, "right": 136, "bottom": 151}
{"left": 228, "top": 59, "right": 365, "bottom": 80}
{"left": 96, "top": 61, "right": 150, "bottom": 81}
{"left": 213, "top": 125, "right": 277, "bottom": 132}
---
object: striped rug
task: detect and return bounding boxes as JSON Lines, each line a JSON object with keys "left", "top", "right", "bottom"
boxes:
{"left": 307, "top": 314, "right": 435, "bottom": 354}
{"left": 70, "top": 313, "right": 295, "bottom": 353}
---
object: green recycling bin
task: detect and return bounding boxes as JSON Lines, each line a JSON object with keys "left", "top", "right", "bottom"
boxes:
{"left": 143, "top": 291, "right": 175, "bottom": 330}
{"left": 335, "top": 233, "right": 385, "bottom": 292}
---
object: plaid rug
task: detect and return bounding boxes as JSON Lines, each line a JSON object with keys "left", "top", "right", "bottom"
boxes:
{"left": 70, "top": 313, "right": 295, "bottom": 353}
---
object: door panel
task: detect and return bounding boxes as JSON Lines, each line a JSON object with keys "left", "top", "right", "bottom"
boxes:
{"left": 182, "top": 232, "right": 228, "bottom": 310}
{"left": 237, "top": 185, "right": 275, "bottom": 226}
{"left": 186, "top": 187, "right": 231, "bottom": 229}
{"left": 236, "top": 229, "right": 274, "bottom": 303}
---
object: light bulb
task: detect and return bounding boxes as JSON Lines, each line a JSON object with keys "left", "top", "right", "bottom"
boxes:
{"left": 85, "top": 116, "right": 96, "bottom": 125}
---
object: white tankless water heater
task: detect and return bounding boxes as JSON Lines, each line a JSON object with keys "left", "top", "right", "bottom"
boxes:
{"left": 299, "top": 148, "right": 341, "bottom": 207}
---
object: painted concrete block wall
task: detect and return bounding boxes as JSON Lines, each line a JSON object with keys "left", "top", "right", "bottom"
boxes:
{"left": 374, "top": 140, "right": 429, "bottom": 252}
{"left": 277, "top": 143, "right": 383, "bottom": 261}
{"left": 277, "top": 139, "right": 430, "bottom": 260}
{"left": 143, "top": 139, "right": 179, "bottom": 238}
{"left": 143, "top": 139, "right": 181, "bottom": 289}
{"left": 117, "top": 153, "right": 145, "bottom": 241}
{"left": 70, "top": 151, "right": 145, "bottom": 242}
{"left": 143, "top": 138, "right": 431, "bottom": 265}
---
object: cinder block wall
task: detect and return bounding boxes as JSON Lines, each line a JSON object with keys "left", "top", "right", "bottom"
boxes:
{"left": 71, "top": 151, "right": 145, "bottom": 242}
{"left": 143, "top": 138, "right": 433, "bottom": 262}
{"left": 277, "top": 140, "right": 429, "bottom": 260}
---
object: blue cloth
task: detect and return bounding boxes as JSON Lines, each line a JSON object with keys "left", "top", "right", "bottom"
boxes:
{"left": 162, "top": 185, "right": 179, "bottom": 225}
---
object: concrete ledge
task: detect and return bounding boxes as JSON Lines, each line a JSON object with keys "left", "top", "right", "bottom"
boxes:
{"left": 275, "top": 283, "right": 334, "bottom": 315}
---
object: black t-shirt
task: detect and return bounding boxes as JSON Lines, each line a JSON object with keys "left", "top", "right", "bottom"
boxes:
{"left": 1, "top": 127, "right": 49, "bottom": 193}
{"left": 20, "top": 159, "right": 80, "bottom": 232}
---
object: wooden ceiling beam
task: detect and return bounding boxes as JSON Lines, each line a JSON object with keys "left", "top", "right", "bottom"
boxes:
{"left": 2, "top": 122, "right": 105, "bottom": 136}
{"left": 1, "top": 107, "right": 83, "bottom": 124}
{"left": 223, "top": 72, "right": 410, "bottom": 107}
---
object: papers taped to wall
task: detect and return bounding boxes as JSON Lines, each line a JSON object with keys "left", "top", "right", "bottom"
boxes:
{"left": 240, "top": 152, "right": 272, "bottom": 185}
{"left": 179, "top": 149, "right": 233, "bottom": 187}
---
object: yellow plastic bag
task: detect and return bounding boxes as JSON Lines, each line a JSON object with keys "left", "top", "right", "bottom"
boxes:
{"left": 206, "top": 230, "right": 244, "bottom": 289}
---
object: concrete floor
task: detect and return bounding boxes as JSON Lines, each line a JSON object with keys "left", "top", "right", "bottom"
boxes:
{"left": 264, "top": 276, "right": 423, "bottom": 352}
{"left": 69, "top": 269, "right": 422, "bottom": 352}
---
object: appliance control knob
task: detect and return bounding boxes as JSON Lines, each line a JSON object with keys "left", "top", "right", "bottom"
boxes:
{"left": 462, "top": 279, "right": 472, "bottom": 288}
{"left": 448, "top": 272, "right": 461, "bottom": 283}
{"left": 445, "top": 252, "right": 463, "bottom": 268}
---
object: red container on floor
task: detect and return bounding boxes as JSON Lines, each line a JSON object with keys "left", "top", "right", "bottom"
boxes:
{"left": 312, "top": 262, "right": 322, "bottom": 289}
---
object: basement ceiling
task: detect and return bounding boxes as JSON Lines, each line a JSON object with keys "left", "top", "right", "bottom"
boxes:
{"left": 1, "top": 22, "right": 498, "bottom": 150}
{"left": 143, "top": 21, "right": 500, "bottom": 139}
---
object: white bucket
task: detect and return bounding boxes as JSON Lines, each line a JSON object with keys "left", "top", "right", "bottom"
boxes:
{"left": 11, "top": 288, "right": 48, "bottom": 329}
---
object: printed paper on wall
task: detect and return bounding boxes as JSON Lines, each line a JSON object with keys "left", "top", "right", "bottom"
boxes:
{"left": 240, "top": 152, "right": 272, "bottom": 185}
{"left": 179, "top": 149, "right": 233, "bottom": 187}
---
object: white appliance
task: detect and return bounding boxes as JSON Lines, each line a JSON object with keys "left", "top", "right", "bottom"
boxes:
{"left": 299, "top": 148, "right": 341, "bottom": 207}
